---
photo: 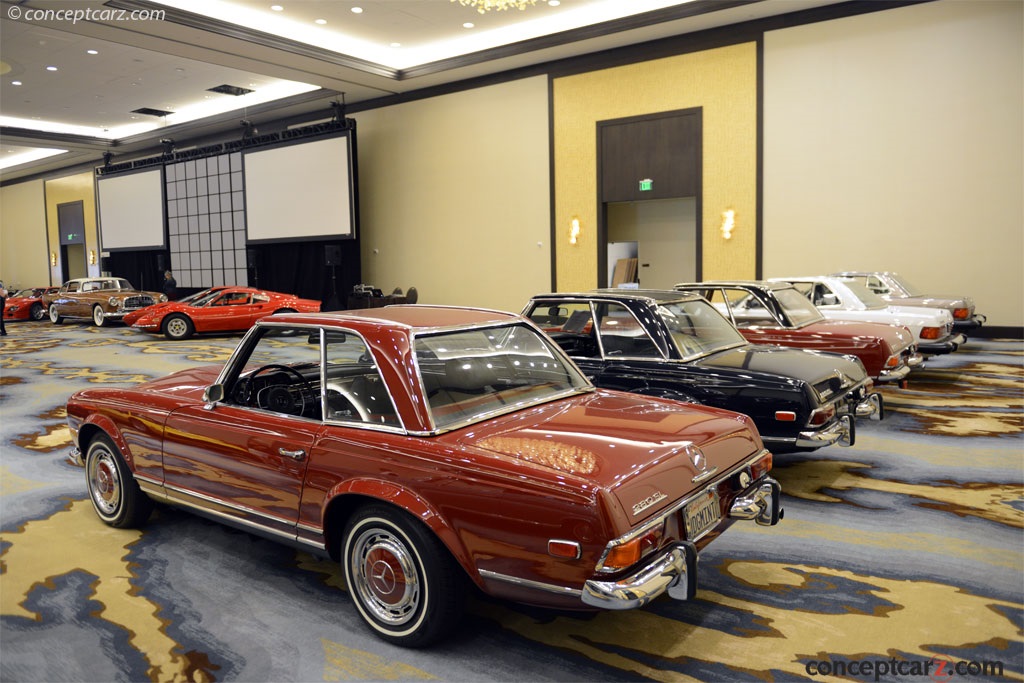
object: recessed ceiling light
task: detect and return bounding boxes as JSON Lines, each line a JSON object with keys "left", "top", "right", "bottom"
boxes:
{"left": 270, "top": 4, "right": 283, "bottom": 10}
{"left": 351, "top": 7, "right": 363, "bottom": 13}
{"left": 463, "top": 22, "right": 474, "bottom": 28}
{"left": 314, "top": 18, "right": 327, "bottom": 25}
{"left": 390, "top": 42, "right": 401, "bottom": 48}
{"left": 548, "top": 0, "right": 560, "bottom": 5}
{"left": 87, "top": 49, "right": 99, "bottom": 55}
{"left": 11, "top": 80, "right": 22, "bottom": 85}
{"left": 45, "top": 66, "right": 58, "bottom": 71}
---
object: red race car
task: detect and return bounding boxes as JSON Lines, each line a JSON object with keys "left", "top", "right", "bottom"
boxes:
{"left": 3, "top": 286, "right": 59, "bottom": 321}
{"left": 125, "top": 286, "right": 321, "bottom": 340}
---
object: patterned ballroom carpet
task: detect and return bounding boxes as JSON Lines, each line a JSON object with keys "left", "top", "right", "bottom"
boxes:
{"left": 1, "top": 321, "right": 1022, "bottom": 682}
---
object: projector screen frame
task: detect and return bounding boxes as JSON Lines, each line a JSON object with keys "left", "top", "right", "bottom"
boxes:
{"left": 242, "top": 130, "right": 358, "bottom": 245}
{"left": 96, "top": 167, "right": 168, "bottom": 253}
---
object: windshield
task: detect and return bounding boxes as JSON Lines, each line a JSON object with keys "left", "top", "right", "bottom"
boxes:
{"left": 658, "top": 299, "right": 746, "bottom": 358}
{"left": 414, "top": 323, "right": 589, "bottom": 431}
{"left": 888, "top": 273, "right": 922, "bottom": 297}
{"left": 774, "top": 288, "right": 825, "bottom": 326}
{"left": 841, "top": 280, "right": 888, "bottom": 309}
{"left": 14, "top": 289, "right": 36, "bottom": 298}
{"left": 189, "top": 290, "right": 225, "bottom": 306}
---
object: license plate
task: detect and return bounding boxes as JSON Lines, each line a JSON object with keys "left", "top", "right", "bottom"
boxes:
{"left": 684, "top": 488, "right": 721, "bottom": 539}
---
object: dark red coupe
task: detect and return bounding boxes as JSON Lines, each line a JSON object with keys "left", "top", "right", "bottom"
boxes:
{"left": 125, "top": 286, "right": 320, "bottom": 339}
{"left": 67, "top": 306, "right": 783, "bottom": 646}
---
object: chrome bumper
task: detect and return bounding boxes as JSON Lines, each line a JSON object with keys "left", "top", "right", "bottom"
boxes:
{"left": 728, "top": 477, "right": 783, "bottom": 526}
{"left": 918, "top": 333, "right": 967, "bottom": 355}
{"left": 854, "top": 392, "right": 884, "bottom": 421}
{"left": 877, "top": 363, "right": 913, "bottom": 382}
{"left": 582, "top": 541, "right": 698, "bottom": 609}
{"left": 581, "top": 477, "right": 783, "bottom": 610}
{"left": 795, "top": 414, "right": 854, "bottom": 448}
{"left": 66, "top": 447, "right": 84, "bottom": 467}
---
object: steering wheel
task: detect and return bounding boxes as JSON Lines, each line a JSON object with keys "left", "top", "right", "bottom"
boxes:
{"left": 249, "top": 364, "right": 314, "bottom": 416}
{"left": 325, "top": 382, "right": 371, "bottom": 422}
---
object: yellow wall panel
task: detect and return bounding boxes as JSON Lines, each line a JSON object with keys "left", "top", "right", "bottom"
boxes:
{"left": 44, "top": 172, "right": 100, "bottom": 282}
{"left": 553, "top": 43, "right": 758, "bottom": 290}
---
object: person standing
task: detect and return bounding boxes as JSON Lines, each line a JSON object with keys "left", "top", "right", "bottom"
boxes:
{"left": 0, "top": 280, "right": 8, "bottom": 336}
{"left": 162, "top": 270, "right": 177, "bottom": 300}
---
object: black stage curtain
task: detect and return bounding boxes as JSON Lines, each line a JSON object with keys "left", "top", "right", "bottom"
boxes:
{"left": 245, "top": 241, "right": 359, "bottom": 312}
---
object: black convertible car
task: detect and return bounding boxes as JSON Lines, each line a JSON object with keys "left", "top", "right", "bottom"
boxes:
{"left": 524, "top": 290, "right": 883, "bottom": 453}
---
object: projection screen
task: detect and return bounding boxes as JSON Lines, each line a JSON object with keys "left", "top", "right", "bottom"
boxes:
{"left": 97, "top": 168, "right": 165, "bottom": 250}
{"left": 243, "top": 134, "right": 354, "bottom": 243}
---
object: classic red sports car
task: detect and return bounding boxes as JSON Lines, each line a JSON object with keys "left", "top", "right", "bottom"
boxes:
{"left": 67, "top": 306, "right": 783, "bottom": 647}
{"left": 674, "top": 281, "right": 922, "bottom": 383}
{"left": 125, "top": 286, "right": 321, "bottom": 339}
{"left": 3, "top": 286, "right": 58, "bottom": 321}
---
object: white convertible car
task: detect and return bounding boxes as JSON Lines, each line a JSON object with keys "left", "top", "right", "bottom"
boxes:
{"left": 770, "top": 276, "right": 966, "bottom": 356}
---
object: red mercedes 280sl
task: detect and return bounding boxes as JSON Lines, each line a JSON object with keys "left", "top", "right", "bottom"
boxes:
{"left": 66, "top": 306, "right": 783, "bottom": 646}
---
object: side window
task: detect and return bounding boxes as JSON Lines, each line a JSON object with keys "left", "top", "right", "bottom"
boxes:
{"left": 67, "top": 282, "right": 79, "bottom": 293}
{"left": 866, "top": 276, "right": 888, "bottom": 295}
{"left": 228, "top": 327, "right": 323, "bottom": 419}
{"left": 720, "top": 289, "right": 777, "bottom": 327}
{"left": 790, "top": 282, "right": 814, "bottom": 298}
{"left": 525, "top": 302, "right": 598, "bottom": 357}
{"left": 595, "top": 303, "right": 662, "bottom": 358}
{"left": 813, "top": 283, "right": 839, "bottom": 307}
{"left": 323, "top": 332, "right": 401, "bottom": 428}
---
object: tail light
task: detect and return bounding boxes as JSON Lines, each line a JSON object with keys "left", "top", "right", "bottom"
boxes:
{"left": 750, "top": 450, "right": 773, "bottom": 479}
{"left": 953, "top": 308, "right": 970, "bottom": 320}
{"left": 601, "top": 523, "right": 665, "bottom": 572}
{"left": 920, "top": 327, "right": 941, "bottom": 340}
{"left": 808, "top": 404, "right": 835, "bottom": 426}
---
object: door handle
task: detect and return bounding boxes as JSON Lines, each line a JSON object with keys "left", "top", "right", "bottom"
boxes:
{"left": 278, "top": 448, "right": 306, "bottom": 461}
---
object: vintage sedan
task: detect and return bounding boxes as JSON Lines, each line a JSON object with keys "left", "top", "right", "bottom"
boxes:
{"left": 771, "top": 276, "right": 966, "bottom": 355}
{"left": 48, "top": 277, "right": 166, "bottom": 327}
{"left": 673, "top": 281, "right": 921, "bottom": 383}
{"left": 66, "top": 307, "right": 783, "bottom": 647}
{"left": 525, "top": 290, "right": 881, "bottom": 453}
{"left": 3, "top": 286, "right": 58, "bottom": 321}
{"left": 832, "top": 271, "right": 986, "bottom": 331}
{"left": 125, "top": 286, "right": 321, "bottom": 340}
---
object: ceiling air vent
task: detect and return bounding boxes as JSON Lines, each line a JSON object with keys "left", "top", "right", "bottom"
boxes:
{"left": 207, "top": 84, "right": 254, "bottom": 96}
{"left": 132, "top": 107, "right": 174, "bottom": 117}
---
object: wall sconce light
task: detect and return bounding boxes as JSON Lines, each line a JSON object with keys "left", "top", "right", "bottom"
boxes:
{"left": 569, "top": 216, "right": 581, "bottom": 245}
{"left": 89, "top": 249, "right": 97, "bottom": 265}
{"left": 50, "top": 252, "right": 57, "bottom": 267}
{"left": 720, "top": 209, "right": 736, "bottom": 240}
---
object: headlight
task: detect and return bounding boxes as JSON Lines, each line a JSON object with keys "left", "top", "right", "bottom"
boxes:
{"left": 108, "top": 297, "right": 121, "bottom": 308}
{"left": 159, "top": 294, "right": 168, "bottom": 302}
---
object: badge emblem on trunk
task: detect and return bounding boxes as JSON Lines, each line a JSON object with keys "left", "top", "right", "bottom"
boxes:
{"left": 632, "top": 491, "right": 667, "bottom": 516}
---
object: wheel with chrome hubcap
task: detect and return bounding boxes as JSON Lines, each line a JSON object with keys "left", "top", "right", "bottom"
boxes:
{"left": 342, "top": 505, "right": 466, "bottom": 647}
{"left": 85, "top": 434, "right": 152, "bottom": 528}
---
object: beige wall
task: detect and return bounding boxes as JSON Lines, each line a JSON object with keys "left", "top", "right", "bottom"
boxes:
{"left": 353, "top": 76, "right": 551, "bottom": 313}
{"left": 0, "top": 180, "right": 49, "bottom": 289}
{"left": 43, "top": 172, "right": 101, "bottom": 283}
{"left": 552, "top": 43, "right": 758, "bottom": 292}
{"left": 763, "top": 0, "right": 1023, "bottom": 326}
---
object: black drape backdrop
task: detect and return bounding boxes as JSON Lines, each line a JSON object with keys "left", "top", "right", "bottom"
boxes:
{"left": 105, "top": 240, "right": 360, "bottom": 310}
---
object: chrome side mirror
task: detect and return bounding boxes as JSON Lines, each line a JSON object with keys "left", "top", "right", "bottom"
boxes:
{"left": 203, "top": 384, "right": 225, "bottom": 407}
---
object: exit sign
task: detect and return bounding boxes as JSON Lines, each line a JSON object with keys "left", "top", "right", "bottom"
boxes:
{"left": 639, "top": 178, "right": 653, "bottom": 192}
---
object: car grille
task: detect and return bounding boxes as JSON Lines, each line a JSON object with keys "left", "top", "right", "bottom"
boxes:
{"left": 123, "top": 295, "right": 156, "bottom": 310}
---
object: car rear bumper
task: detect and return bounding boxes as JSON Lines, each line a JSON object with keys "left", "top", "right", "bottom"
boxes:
{"left": 877, "top": 362, "right": 913, "bottom": 383}
{"left": 918, "top": 333, "right": 967, "bottom": 355}
{"left": 854, "top": 392, "right": 884, "bottom": 421}
{"left": 581, "top": 477, "right": 783, "bottom": 610}
{"left": 953, "top": 314, "right": 985, "bottom": 330}
{"left": 794, "top": 414, "right": 854, "bottom": 448}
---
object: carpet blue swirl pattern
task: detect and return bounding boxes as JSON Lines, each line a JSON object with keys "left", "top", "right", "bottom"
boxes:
{"left": 1, "top": 323, "right": 1021, "bottom": 682}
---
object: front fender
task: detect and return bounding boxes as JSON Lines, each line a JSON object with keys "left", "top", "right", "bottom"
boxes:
{"left": 75, "top": 413, "right": 134, "bottom": 468}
